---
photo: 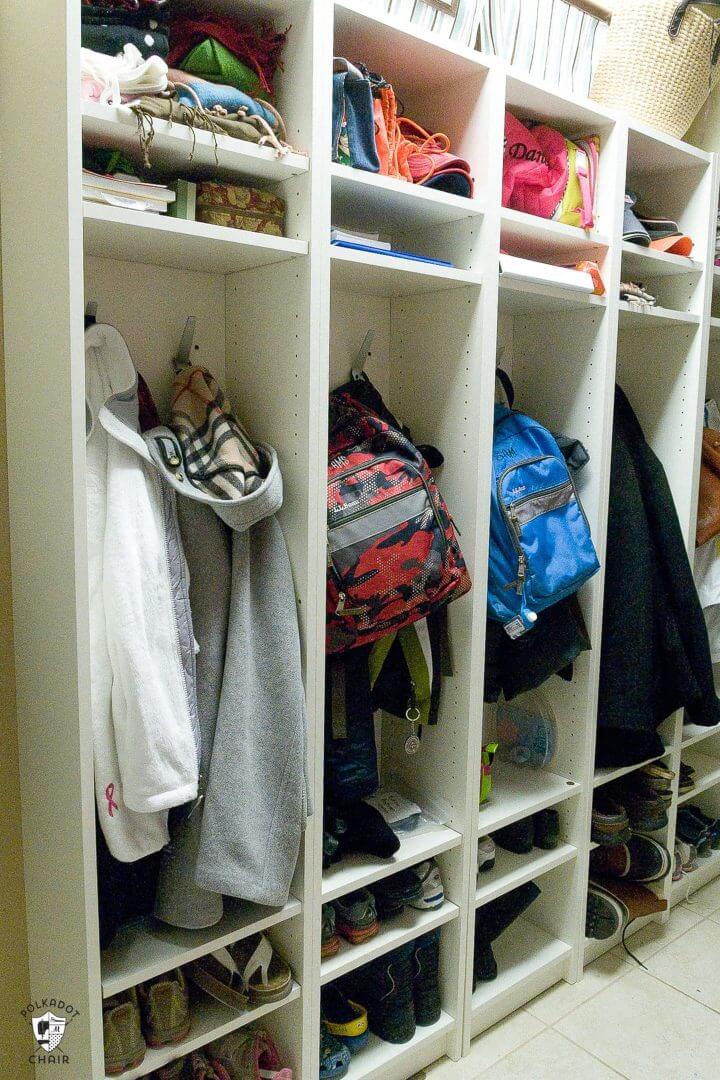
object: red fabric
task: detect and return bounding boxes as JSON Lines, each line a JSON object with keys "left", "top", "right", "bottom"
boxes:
{"left": 168, "top": 15, "right": 288, "bottom": 97}
{"left": 503, "top": 111, "right": 567, "bottom": 219}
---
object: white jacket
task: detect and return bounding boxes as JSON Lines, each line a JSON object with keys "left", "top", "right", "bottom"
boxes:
{"left": 86, "top": 325, "right": 199, "bottom": 862}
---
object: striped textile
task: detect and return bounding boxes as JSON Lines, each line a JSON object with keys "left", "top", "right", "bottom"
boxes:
{"left": 170, "top": 365, "right": 265, "bottom": 498}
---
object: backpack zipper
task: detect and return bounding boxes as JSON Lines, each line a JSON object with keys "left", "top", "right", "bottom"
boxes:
{"left": 496, "top": 455, "right": 552, "bottom": 594}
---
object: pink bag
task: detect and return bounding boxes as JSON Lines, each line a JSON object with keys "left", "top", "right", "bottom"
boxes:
{"left": 503, "top": 112, "right": 598, "bottom": 229}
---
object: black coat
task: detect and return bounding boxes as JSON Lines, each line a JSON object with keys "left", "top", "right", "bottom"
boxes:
{"left": 596, "top": 387, "right": 720, "bottom": 766}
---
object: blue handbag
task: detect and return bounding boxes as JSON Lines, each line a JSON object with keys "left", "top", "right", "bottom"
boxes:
{"left": 489, "top": 404, "right": 600, "bottom": 638}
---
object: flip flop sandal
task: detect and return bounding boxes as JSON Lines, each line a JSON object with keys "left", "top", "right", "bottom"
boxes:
{"left": 230, "top": 933, "right": 293, "bottom": 1005}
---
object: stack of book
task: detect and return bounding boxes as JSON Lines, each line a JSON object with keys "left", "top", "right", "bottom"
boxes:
{"left": 330, "top": 227, "right": 453, "bottom": 267}
{"left": 82, "top": 170, "right": 176, "bottom": 214}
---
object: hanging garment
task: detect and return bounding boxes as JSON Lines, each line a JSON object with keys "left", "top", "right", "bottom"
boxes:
{"left": 86, "top": 324, "right": 200, "bottom": 862}
{"left": 597, "top": 386, "right": 720, "bottom": 766}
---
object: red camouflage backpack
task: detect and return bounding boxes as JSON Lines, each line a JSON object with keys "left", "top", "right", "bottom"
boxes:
{"left": 327, "top": 389, "right": 471, "bottom": 653}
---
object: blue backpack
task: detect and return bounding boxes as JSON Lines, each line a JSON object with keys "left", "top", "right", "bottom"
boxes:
{"left": 489, "top": 403, "right": 600, "bottom": 638}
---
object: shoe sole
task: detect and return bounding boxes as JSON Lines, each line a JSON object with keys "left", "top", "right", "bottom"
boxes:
{"left": 321, "top": 936, "right": 341, "bottom": 958}
{"left": 586, "top": 891, "right": 626, "bottom": 939}
{"left": 591, "top": 828, "right": 632, "bottom": 846}
{"left": 336, "top": 920, "right": 380, "bottom": 944}
{"left": 145, "top": 1019, "right": 191, "bottom": 1048}
{"left": 105, "top": 1050, "right": 146, "bottom": 1075}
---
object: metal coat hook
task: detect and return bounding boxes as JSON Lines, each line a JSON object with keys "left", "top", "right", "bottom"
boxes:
{"left": 352, "top": 330, "right": 375, "bottom": 380}
{"left": 174, "top": 316, "right": 197, "bottom": 372}
{"left": 85, "top": 300, "right": 98, "bottom": 327}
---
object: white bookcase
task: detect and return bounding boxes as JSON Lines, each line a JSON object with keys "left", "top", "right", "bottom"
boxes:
{"left": 1, "top": 1, "right": 719, "bottom": 1078}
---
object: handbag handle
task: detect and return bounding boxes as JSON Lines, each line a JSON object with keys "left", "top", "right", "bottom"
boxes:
{"left": 669, "top": 1, "right": 720, "bottom": 65}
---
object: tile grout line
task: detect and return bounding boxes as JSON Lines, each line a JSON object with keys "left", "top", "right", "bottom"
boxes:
{"left": 552, "top": 1027, "right": 630, "bottom": 1079}
{"left": 525, "top": 955, "right": 635, "bottom": 1027}
{"left": 473, "top": 1012, "right": 552, "bottom": 1077}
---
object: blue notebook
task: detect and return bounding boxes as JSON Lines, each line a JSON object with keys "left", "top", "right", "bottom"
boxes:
{"left": 331, "top": 239, "right": 453, "bottom": 268}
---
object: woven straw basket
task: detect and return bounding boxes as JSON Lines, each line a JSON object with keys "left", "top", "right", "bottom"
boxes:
{"left": 591, "top": 0, "right": 720, "bottom": 138}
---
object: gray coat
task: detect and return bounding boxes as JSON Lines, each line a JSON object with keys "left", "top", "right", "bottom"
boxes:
{"left": 103, "top": 399, "right": 309, "bottom": 924}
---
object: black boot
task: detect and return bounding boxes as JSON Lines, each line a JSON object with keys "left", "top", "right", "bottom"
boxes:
{"left": 493, "top": 817, "right": 534, "bottom": 854}
{"left": 474, "top": 881, "right": 541, "bottom": 985}
{"left": 412, "top": 929, "right": 441, "bottom": 1026}
{"left": 351, "top": 943, "right": 416, "bottom": 1043}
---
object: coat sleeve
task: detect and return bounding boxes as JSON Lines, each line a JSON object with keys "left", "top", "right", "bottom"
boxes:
{"left": 103, "top": 437, "right": 199, "bottom": 814}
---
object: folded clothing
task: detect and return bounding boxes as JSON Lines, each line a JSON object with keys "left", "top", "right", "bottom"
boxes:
{"left": 169, "top": 69, "right": 279, "bottom": 129}
{"left": 81, "top": 42, "right": 168, "bottom": 104}
{"left": 620, "top": 281, "right": 657, "bottom": 306}
{"left": 82, "top": 7, "right": 169, "bottom": 60}
{"left": 168, "top": 14, "right": 288, "bottom": 97}
{"left": 179, "top": 38, "right": 264, "bottom": 99}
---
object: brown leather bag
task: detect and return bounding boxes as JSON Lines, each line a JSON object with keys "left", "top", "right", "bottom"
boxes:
{"left": 696, "top": 428, "right": 720, "bottom": 546}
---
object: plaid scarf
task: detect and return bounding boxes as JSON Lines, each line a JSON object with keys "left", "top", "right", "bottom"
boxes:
{"left": 170, "top": 365, "right": 264, "bottom": 498}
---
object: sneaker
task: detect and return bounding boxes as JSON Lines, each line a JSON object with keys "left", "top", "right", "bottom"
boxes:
{"left": 103, "top": 988, "right": 146, "bottom": 1076}
{"left": 334, "top": 889, "right": 380, "bottom": 944}
{"left": 493, "top": 817, "right": 534, "bottom": 854}
{"left": 208, "top": 1029, "right": 292, "bottom": 1079}
{"left": 676, "top": 808, "right": 712, "bottom": 858}
{"left": 319, "top": 1025, "right": 351, "bottom": 1080}
{"left": 321, "top": 985, "right": 369, "bottom": 1054}
{"left": 682, "top": 805, "right": 720, "bottom": 849}
{"left": 589, "top": 835, "right": 671, "bottom": 883}
{"left": 585, "top": 884, "right": 628, "bottom": 939}
{"left": 533, "top": 809, "right": 560, "bottom": 850}
{"left": 477, "top": 836, "right": 496, "bottom": 877}
{"left": 591, "top": 795, "right": 631, "bottom": 846}
{"left": 354, "top": 943, "right": 416, "bottom": 1044}
{"left": 156, "top": 1051, "right": 231, "bottom": 1079}
{"left": 370, "top": 869, "right": 423, "bottom": 920}
{"left": 138, "top": 969, "right": 191, "bottom": 1049}
{"left": 674, "top": 838, "right": 699, "bottom": 875}
{"left": 408, "top": 860, "right": 445, "bottom": 911}
{"left": 322, "top": 904, "right": 341, "bottom": 958}
{"left": 679, "top": 762, "right": 696, "bottom": 795}
{"left": 412, "top": 929, "right": 441, "bottom": 1026}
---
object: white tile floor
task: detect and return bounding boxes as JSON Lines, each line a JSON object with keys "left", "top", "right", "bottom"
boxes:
{"left": 420, "top": 877, "right": 720, "bottom": 1080}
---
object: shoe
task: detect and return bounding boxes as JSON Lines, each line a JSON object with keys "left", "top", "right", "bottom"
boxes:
{"left": 681, "top": 805, "right": 720, "bottom": 849}
{"left": 138, "top": 969, "right": 191, "bottom": 1049}
{"left": 676, "top": 810, "right": 712, "bottom": 858}
{"left": 477, "top": 836, "right": 496, "bottom": 876}
{"left": 623, "top": 190, "right": 651, "bottom": 246}
{"left": 493, "top": 817, "right": 534, "bottom": 854}
{"left": 103, "top": 988, "right": 146, "bottom": 1076}
{"left": 319, "top": 1025, "right": 351, "bottom": 1080}
{"left": 353, "top": 943, "right": 416, "bottom": 1044}
{"left": 322, "top": 904, "right": 341, "bottom": 958}
{"left": 679, "top": 762, "right": 696, "bottom": 795}
{"left": 589, "top": 835, "right": 671, "bottom": 883}
{"left": 412, "top": 928, "right": 441, "bottom": 1026}
{"left": 208, "top": 1029, "right": 292, "bottom": 1079}
{"left": 622, "top": 790, "right": 668, "bottom": 833}
{"left": 371, "top": 870, "right": 423, "bottom": 920}
{"left": 321, "top": 985, "right": 369, "bottom": 1054}
{"left": 586, "top": 883, "right": 628, "bottom": 939}
{"left": 408, "top": 860, "right": 445, "bottom": 911}
{"left": 187, "top": 934, "right": 292, "bottom": 1010}
{"left": 474, "top": 882, "right": 541, "bottom": 985}
{"left": 674, "top": 838, "right": 699, "bottom": 876}
{"left": 156, "top": 1051, "right": 231, "bottom": 1079}
{"left": 533, "top": 809, "right": 560, "bottom": 850}
{"left": 332, "top": 801, "right": 400, "bottom": 860}
{"left": 591, "top": 876, "right": 667, "bottom": 925}
{"left": 334, "top": 889, "right": 380, "bottom": 944}
{"left": 591, "top": 795, "right": 631, "bottom": 846}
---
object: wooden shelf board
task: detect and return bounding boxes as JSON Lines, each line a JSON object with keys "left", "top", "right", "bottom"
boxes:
{"left": 617, "top": 301, "right": 700, "bottom": 328}
{"left": 678, "top": 748, "right": 720, "bottom": 804}
{"left": 83, "top": 202, "right": 307, "bottom": 274}
{"left": 82, "top": 101, "right": 309, "bottom": 184}
{"left": 500, "top": 208, "right": 610, "bottom": 261}
{"left": 498, "top": 276, "right": 607, "bottom": 314}
{"left": 102, "top": 898, "right": 301, "bottom": 999}
{"left": 478, "top": 761, "right": 580, "bottom": 836}
{"left": 321, "top": 901, "right": 458, "bottom": 985}
{"left": 322, "top": 824, "right": 461, "bottom": 904}
{"left": 475, "top": 844, "right": 577, "bottom": 908}
{"left": 682, "top": 722, "right": 720, "bottom": 750}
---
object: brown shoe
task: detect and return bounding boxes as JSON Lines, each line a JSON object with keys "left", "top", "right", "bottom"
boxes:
{"left": 591, "top": 795, "right": 631, "bottom": 846}
{"left": 103, "top": 988, "right": 146, "bottom": 1076}
{"left": 139, "top": 968, "right": 191, "bottom": 1049}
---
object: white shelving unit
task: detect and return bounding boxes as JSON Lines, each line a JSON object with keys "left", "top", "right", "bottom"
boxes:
{"left": 2, "top": 1, "right": 720, "bottom": 1078}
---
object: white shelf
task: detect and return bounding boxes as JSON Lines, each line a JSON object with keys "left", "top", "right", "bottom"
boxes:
{"left": 617, "top": 301, "right": 700, "bottom": 328}
{"left": 331, "top": 163, "right": 483, "bottom": 231}
{"left": 678, "top": 749, "right": 720, "bottom": 804}
{"left": 82, "top": 101, "right": 309, "bottom": 184}
{"left": 593, "top": 747, "right": 672, "bottom": 789}
{"left": 330, "top": 246, "right": 482, "bottom": 297}
{"left": 670, "top": 847, "right": 720, "bottom": 905}
{"left": 478, "top": 761, "right": 580, "bottom": 836}
{"left": 475, "top": 844, "right": 577, "bottom": 909}
{"left": 682, "top": 722, "right": 720, "bottom": 750}
{"left": 345, "top": 1010, "right": 455, "bottom": 1080}
{"left": 321, "top": 901, "right": 458, "bottom": 985}
{"left": 498, "top": 276, "right": 607, "bottom": 314}
{"left": 500, "top": 208, "right": 610, "bottom": 260}
{"left": 101, "top": 898, "right": 301, "bottom": 999}
{"left": 110, "top": 983, "right": 300, "bottom": 1080}
{"left": 626, "top": 119, "right": 711, "bottom": 175}
{"left": 471, "top": 919, "right": 572, "bottom": 1034}
{"left": 83, "top": 202, "right": 308, "bottom": 274}
{"left": 620, "top": 241, "right": 703, "bottom": 279}
{"left": 710, "top": 317, "right": 720, "bottom": 342}
{"left": 321, "top": 824, "right": 461, "bottom": 904}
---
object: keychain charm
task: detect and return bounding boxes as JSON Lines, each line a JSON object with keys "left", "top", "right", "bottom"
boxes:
{"left": 405, "top": 706, "right": 421, "bottom": 755}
